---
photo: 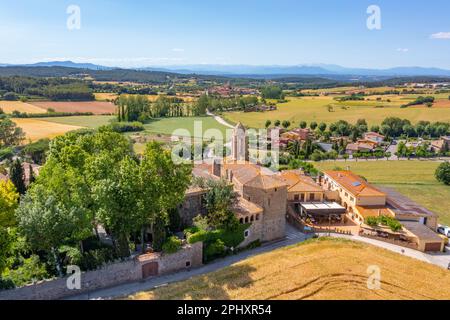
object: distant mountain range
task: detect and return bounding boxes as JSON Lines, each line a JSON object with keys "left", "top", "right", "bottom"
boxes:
{"left": 2, "top": 61, "right": 450, "bottom": 78}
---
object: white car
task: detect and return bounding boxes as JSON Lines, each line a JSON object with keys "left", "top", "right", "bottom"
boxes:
{"left": 437, "top": 226, "right": 450, "bottom": 238}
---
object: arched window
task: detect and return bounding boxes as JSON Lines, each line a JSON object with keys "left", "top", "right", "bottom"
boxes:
{"left": 239, "top": 218, "right": 244, "bottom": 224}
{"left": 256, "top": 214, "right": 260, "bottom": 221}
{"left": 250, "top": 215, "right": 254, "bottom": 222}
{"left": 245, "top": 217, "right": 249, "bottom": 223}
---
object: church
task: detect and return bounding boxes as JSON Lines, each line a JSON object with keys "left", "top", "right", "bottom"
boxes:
{"left": 178, "top": 122, "right": 289, "bottom": 247}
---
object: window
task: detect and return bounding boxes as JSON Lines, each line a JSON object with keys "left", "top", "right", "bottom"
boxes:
{"left": 186, "top": 261, "right": 191, "bottom": 267}
{"left": 256, "top": 214, "right": 260, "bottom": 221}
{"left": 239, "top": 218, "right": 244, "bottom": 224}
{"left": 300, "top": 193, "right": 305, "bottom": 202}
{"left": 275, "top": 188, "right": 278, "bottom": 192}
{"left": 250, "top": 215, "right": 254, "bottom": 222}
{"left": 244, "top": 230, "right": 250, "bottom": 238}
{"left": 245, "top": 217, "right": 249, "bottom": 223}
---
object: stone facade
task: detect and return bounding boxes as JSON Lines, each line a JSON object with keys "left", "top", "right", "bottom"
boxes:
{"left": 0, "top": 242, "right": 202, "bottom": 300}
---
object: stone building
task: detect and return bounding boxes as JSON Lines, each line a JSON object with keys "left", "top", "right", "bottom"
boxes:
{"left": 178, "top": 123, "right": 288, "bottom": 245}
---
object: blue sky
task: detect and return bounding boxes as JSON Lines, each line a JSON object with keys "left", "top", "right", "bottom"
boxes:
{"left": 1, "top": 0, "right": 450, "bottom": 68}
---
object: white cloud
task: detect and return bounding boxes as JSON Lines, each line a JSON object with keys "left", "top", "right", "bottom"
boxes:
{"left": 172, "top": 48, "right": 185, "bottom": 52}
{"left": 430, "top": 32, "right": 450, "bottom": 39}
{"left": 396, "top": 48, "right": 409, "bottom": 52}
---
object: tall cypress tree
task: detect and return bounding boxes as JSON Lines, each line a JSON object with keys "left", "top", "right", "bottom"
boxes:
{"left": 10, "top": 159, "right": 26, "bottom": 195}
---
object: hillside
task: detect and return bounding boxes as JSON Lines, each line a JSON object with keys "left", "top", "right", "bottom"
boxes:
{"left": 128, "top": 238, "right": 450, "bottom": 300}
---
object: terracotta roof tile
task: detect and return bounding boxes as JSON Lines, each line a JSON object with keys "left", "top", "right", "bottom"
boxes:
{"left": 324, "top": 171, "right": 385, "bottom": 197}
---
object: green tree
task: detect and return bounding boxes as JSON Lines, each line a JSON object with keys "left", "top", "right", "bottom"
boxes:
{"left": 265, "top": 120, "right": 271, "bottom": 129}
{"left": 10, "top": 159, "right": 26, "bottom": 195}
{"left": 0, "top": 180, "right": 19, "bottom": 228}
{"left": 138, "top": 142, "right": 192, "bottom": 253}
{"left": 0, "top": 116, "right": 25, "bottom": 147}
{"left": 299, "top": 121, "right": 307, "bottom": 129}
{"left": 310, "top": 122, "right": 318, "bottom": 130}
{"left": 281, "top": 120, "right": 291, "bottom": 129}
{"left": 318, "top": 122, "right": 327, "bottom": 133}
{"left": 435, "top": 162, "right": 450, "bottom": 185}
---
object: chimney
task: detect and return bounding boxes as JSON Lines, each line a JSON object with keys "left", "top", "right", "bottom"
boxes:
{"left": 211, "top": 158, "right": 222, "bottom": 177}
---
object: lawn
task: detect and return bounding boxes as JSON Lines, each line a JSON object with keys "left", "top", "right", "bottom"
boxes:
{"left": 143, "top": 116, "right": 230, "bottom": 139}
{"left": 39, "top": 115, "right": 115, "bottom": 128}
{"left": 222, "top": 96, "right": 450, "bottom": 128}
{"left": 315, "top": 161, "right": 450, "bottom": 225}
{"left": 128, "top": 238, "right": 450, "bottom": 300}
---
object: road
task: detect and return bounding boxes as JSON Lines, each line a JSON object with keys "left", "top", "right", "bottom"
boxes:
{"left": 206, "top": 110, "right": 234, "bottom": 129}
{"left": 320, "top": 233, "right": 450, "bottom": 269}
{"left": 68, "top": 224, "right": 309, "bottom": 300}
{"left": 68, "top": 224, "right": 450, "bottom": 300}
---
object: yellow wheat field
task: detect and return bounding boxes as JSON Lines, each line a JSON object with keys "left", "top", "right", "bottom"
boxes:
{"left": 0, "top": 101, "right": 47, "bottom": 114}
{"left": 13, "top": 118, "right": 83, "bottom": 142}
{"left": 128, "top": 238, "right": 450, "bottom": 301}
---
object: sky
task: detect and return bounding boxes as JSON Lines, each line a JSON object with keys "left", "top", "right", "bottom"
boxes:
{"left": 1, "top": 0, "right": 450, "bottom": 69}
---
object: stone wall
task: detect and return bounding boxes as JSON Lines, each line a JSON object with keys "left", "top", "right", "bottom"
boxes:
{"left": 0, "top": 242, "right": 203, "bottom": 300}
{"left": 179, "top": 192, "right": 207, "bottom": 226}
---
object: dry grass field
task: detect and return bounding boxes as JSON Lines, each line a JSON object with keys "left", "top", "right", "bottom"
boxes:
{"left": 94, "top": 92, "right": 119, "bottom": 101}
{"left": 13, "top": 118, "right": 83, "bottom": 142}
{"left": 128, "top": 238, "right": 450, "bottom": 300}
{"left": 0, "top": 101, "right": 47, "bottom": 114}
{"left": 29, "top": 101, "right": 116, "bottom": 115}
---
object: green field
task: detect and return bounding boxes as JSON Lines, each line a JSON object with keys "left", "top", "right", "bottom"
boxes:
{"left": 41, "top": 115, "right": 115, "bottom": 128}
{"left": 222, "top": 96, "right": 450, "bottom": 129}
{"left": 142, "top": 116, "right": 229, "bottom": 138}
{"left": 315, "top": 161, "right": 450, "bottom": 225}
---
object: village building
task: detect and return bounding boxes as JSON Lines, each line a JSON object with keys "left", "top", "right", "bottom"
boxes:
{"left": 345, "top": 139, "right": 379, "bottom": 155}
{"left": 178, "top": 123, "right": 289, "bottom": 246}
{"left": 431, "top": 136, "right": 450, "bottom": 153}
{"left": 363, "top": 132, "right": 385, "bottom": 144}
{"left": 321, "top": 171, "right": 444, "bottom": 252}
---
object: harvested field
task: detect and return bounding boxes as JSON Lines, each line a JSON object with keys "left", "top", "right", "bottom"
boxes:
{"left": 128, "top": 238, "right": 450, "bottom": 300}
{"left": 0, "top": 101, "right": 47, "bottom": 114}
{"left": 13, "top": 118, "right": 83, "bottom": 142}
{"left": 94, "top": 92, "right": 119, "bottom": 101}
{"left": 29, "top": 101, "right": 116, "bottom": 115}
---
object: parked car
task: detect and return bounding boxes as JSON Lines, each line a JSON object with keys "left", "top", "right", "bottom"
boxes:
{"left": 437, "top": 226, "right": 450, "bottom": 238}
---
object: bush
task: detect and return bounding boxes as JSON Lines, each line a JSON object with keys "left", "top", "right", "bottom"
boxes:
{"left": 1, "top": 255, "right": 49, "bottom": 288}
{"left": 102, "top": 121, "right": 144, "bottom": 133}
{"left": 162, "top": 236, "right": 182, "bottom": 254}
{"left": 204, "top": 239, "right": 226, "bottom": 262}
{"left": 435, "top": 162, "right": 450, "bottom": 185}
{"left": 0, "top": 147, "right": 14, "bottom": 161}
{"left": 3, "top": 92, "right": 18, "bottom": 101}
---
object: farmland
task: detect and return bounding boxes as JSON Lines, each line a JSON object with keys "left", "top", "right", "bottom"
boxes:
{"left": 29, "top": 101, "right": 116, "bottom": 115}
{"left": 222, "top": 96, "right": 450, "bottom": 129}
{"left": 12, "top": 118, "right": 83, "bottom": 142}
{"left": 39, "top": 115, "right": 115, "bottom": 129}
{"left": 315, "top": 161, "right": 450, "bottom": 225}
{"left": 128, "top": 238, "right": 450, "bottom": 300}
{"left": 142, "top": 116, "right": 229, "bottom": 138}
{"left": 0, "top": 101, "right": 47, "bottom": 114}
